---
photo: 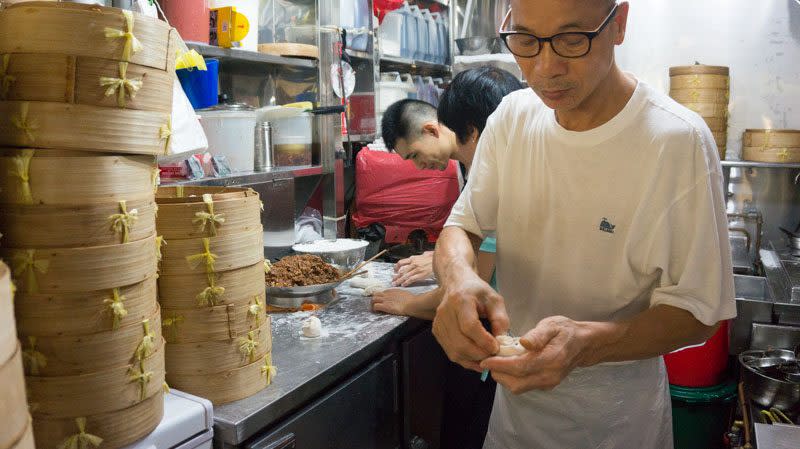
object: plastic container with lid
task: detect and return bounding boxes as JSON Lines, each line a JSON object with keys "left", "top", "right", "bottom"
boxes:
{"left": 664, "top": 320, "right": 730, "bottom": 387}
{"left": 408, "top": 5, "right": 426, "bottom": 61}
{"left": 257, "top": 106, "right": 313, "bottom": 167}
{"left": 197, "top": 103, "right": 256, "bottom": 172}
{"left": 161, "top": 0, "right": 210, "bottom": 44}
{"left": 273, "top": 136, "right": 312, "bottom": 167}
{"left": 400, "top": 73, "right": 417, "bottom": 99}
{"left": 420, "top": 9, "right": 437, "bottom": 62}
{"left": 432, "top": 12, "right": 448, "bottom": 64}
{"left": 380, "top": 2, "right": 408, "bottom": 57}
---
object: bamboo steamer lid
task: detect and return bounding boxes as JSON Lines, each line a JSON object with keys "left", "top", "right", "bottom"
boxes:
{"left": 0, "top": 345, "right": 30, "bottom": 449}
{"left": 27, "top": 343, "right": 165, "bottom": 418}
{"left": 0, "top": 234, "right": 158, "bottom": 295}
{"left": 742, "top": 146, "right": 800, "bottom": 163}
{"left": 703, "top": 117, "right": 727, "bottom": 132}
{"left": 156, "top": 186, "right": 258, "bottom": 202}
{"left": 18, "top": 308, "right": 162, "bottom": 377}
{"left": 0, "top": 262, "right": 17, "bottom": 364}
{"left": 156, "top": 187, "right": 262, "bottom": 240}
{"left": 0, "top": 54, "right": 173, "bottom": 112}
{"left": 681, "top": 102, "right": 728, "bottom": 119}
{"left": 165, "top": 319, "right": 272, "bottom": 375}
{"left": 669, "top": 74, "right": 729, "bottom": 90}
{"left": 15, "top": 277, "right": 157, "bottom": 337}
{"left": 669, "top": 65, "right": 729, "bottom": 77}
{"left": 158, "top": 262, "right": 266, "bottom": 309}
{"left": 743, "top": 129, "right": 800, "bottom": 148}
{"left": 9, "top": 420, "right": 35, "bottom": 449}
{"left": 669, "top": 88, "right": 729, "bottom": 104}
{"left": 167, "top": 350, "right": 274, "bottom": 405}
{"left": 159, "top": 230, "right": 264, "bottom": 276}
{"left": 0, "top": 199, "right": 157, "bottom": 248}
{"left": 0, "top": 101, "right": 171, "bottom": 155}
{"left": 33, "top": 389, "right": 164, "bottom": 449}
{"left": 161, "top": 301, "right": 267, "bottom": 343}
{"left": 0, "top": 149, "right": 156, "bottom": 206}
{"left": 0, "top": 2, "right": 175, "bottom": 71}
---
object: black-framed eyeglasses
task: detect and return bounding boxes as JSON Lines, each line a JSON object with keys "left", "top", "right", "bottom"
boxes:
{"left": 499, "top": 4, "right": 619, "bottom": 58}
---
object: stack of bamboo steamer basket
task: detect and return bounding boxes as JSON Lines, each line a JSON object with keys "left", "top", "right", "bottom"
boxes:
{"left": 0, "top": 2, "right": 177, "bottom": 448}
{"left": 156, "top": 186, "right": 275, "bottom": 405}
{"left": 0, "top": 262, "right": 35, "bottom": 449}
{"left": 742, "top": 129, "right": 800, "bottom": 163}
{"left": 669, "top": 64, "right": 730, "bottom": 159}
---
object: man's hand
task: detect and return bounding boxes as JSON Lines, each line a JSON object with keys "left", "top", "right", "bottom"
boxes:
{"left": 432, "top": 272, "right": 509, "bottom": 372}
{"left": 392, "top": 251, "right": 434, "bottom": 287}
{"left": 480, "top": 316, "right": 589, "bottom": 393}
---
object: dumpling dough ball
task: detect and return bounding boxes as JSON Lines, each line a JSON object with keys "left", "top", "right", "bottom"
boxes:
{"left": 496, "top": 335, "right": 526, "bottom": 357}
{"left": 301, "top": 316, "right": 322, "bottom": 338}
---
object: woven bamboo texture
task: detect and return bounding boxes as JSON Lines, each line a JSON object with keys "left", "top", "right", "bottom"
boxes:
{"left": 167, "top": 349, "right": 273, "bottom": 405}
{"left": 742, "top": 147, "right": 800, "bottom": 163}
{"left": 161, "top": 301, "right": 267, "bottom": 343}
{"left": 155, "top": 187, "right": 262, "bottom": 239}
{"left": 159, "top": 230, "right": 264, "bottom": 276}
{"left": 19, "top": 308, "right": 162, "bottom": 377}
{"left": 0, "top": 199, "right": 157, "bottom": 248}
{"left": 743, "top": 129, "right": 800, "bottom": 148}
{"left": 158, "top": 262, "right": 266, "bottom": 308}
{"left": 0, "top": 345, "right": 30, "bottom": 449}
{"left": 669, "top": 88, "right": 729, "bottom": 104}
{"left": 15, "top": 277, "right": 157, "bottom": 337}
{"left": 32, "top": 390, "right": 164, "bottom": 449}
{"left": 0, "top": 2, "right": 175, "bottom": 71}
{"left": 0, "top": 101, "right": 170, "bottom": 155}
{"left": 1, "top": 54, "right": 173, "bottom": 112}
{"left": 680, "top": 102, "right": 728, "bottom": 119}
{"left": 0, "top": 262, "right": 17, "bottom": 364}
{"left": 8, "top": 420, "right": 34, "bottom": 449}
{"left": 0, "top": 234, "right": 158, "bottom": 294}
{"left": 165, "top": 319, "right": 272, "bottom": 375}
{"left": 27, "top": 343, "right": 165, "bottom": 418}
{"left": 669, "top": 65, "right": 729, "bottom": 76}
{"left": 669, "top": 74, "right": 729, "bottom": 90}
{"left": 0, "top": 149, "right": 156, "bottom": 206}
{"left": 702, "top": 117, "right": 727, "bottom": 132}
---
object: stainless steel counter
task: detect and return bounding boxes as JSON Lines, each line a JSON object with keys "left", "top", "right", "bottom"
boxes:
{"left": 213, "top": 262, "right": 435, "bottom": 447}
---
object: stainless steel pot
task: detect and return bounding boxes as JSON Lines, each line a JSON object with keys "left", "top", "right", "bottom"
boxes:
{"left": 739, "top": 349, "right": 800, "bottom": 414}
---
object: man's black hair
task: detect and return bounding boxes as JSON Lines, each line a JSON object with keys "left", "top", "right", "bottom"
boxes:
{"left": 437, "top": 67, "right": 525, "bottom": 144}
{"left": 381, "top": 99, "right": 437, "bottom": 150}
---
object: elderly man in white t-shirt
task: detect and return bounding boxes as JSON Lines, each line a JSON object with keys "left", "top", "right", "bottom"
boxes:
{"left": 432, "top": 1, "right": 736, "bottom": 448}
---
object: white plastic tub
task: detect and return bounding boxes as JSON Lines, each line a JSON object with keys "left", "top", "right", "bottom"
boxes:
{"left": 198, "top": 107, "right": 256, "bottom": 172}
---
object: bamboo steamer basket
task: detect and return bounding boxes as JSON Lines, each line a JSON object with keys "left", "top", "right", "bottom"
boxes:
{"left": 679, "top": 102, "right": 728, "bottom": 119}
{"left": 156, "top": 187, "right": 262, "bottom": 240}
{"left": 0, "top": 262, "right": 17, "bottom": 364}
{"left": 15, "top": 277, "right": 157, "bottom": 337}
{"left": 669, "top": 88, "right": 729, "bottom": 104}
{"left": 27, "top": 344, "right": 165, "bottom": 418}
{"left": 743, "top": 129, "right": 800, "bottom": 148}
{"left": 1, "top": 54, "right": 173, "bottom": 112}
{"left": 0, "top": 345, "right": 30, "bottom": 449}
{"left": 0, "top": 234, "right": 158, "bottom": 295}
{"left": 711, "top": 131, "right": 726, "bottom": 144}
{"left": 0, "top": 199, "right": 157, "bottom": 248}
{"left": 159, "top": 230, "right": 264, "bottom": 276}
{"left": 703, "top": 117, "right": 727, "bottom": 132}
{"left": 669, "top": 74, "right": 729, "bottom": 90}
{"left": 165, "top": 319, "right": 272, "bottom": 375}
{"left": 0, "top": 149, "right": 156, "bottom": 206}
{"left": 161, "top": 302, "right": 267, "bottom": 343}
{"left": 158, "top": 262, "right": 266, "bottom": 308}
{"left": 669, "top": 65, "right": 729, "bottom": 77}
{"left": 32, "top": 390, "right": 164, "bottom": 449}
{"left": 18, "top": 308, "right": 162, "bottom": 377}
{"left": 0, "top": 101, "right": 171, "bottom": 155}
{"left": 0, "top": 2, "right": 175, "bottom": 71}
{"left": 9, "top": 420, "right": 34, "bottom": 449}
{"left": 167, "top": 349, "right": 274, "bottom": 405}
{"left": 742, "top": 147, "right": 800, "bottom": 163}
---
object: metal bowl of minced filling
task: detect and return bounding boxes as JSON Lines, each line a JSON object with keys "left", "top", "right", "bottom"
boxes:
{"left": 265, "top": 254, "right": 344, "bottom": 308}
{"left": 291, "top": 238, "right": 369, "bottom": 272}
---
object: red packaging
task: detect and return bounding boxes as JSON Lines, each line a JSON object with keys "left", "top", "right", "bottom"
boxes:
{"left": 664, "top": 320, "right": 730, "bottom": 387}
{"left": 161, "top": 0, "right": 210, "bottom": 44}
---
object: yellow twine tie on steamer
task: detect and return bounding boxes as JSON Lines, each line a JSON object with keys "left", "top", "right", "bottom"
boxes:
{"left": 239, "top": 331, "right": 259, "bottom": 363}
{"left": 8, "top": 149, "right": 35, "bottom": 204}
{"left": 128, "top": 359, "right": 153, "bottom": 401}
{"left": 261, "top": 353, "right": 276, "bottom": 385}
{"left": 11, "top": 102, "right": 39, "bottom": 143}
{"left": 57, "top": 417, "right": 103, "bottom": 449}
{"left": 12, "top": 249, "right": 49, "bottom": 295}
{"left": 762, "top": 129, "right": 772, "bottom": 152}
{"left": 689, "top": 90, "right": 700, "bottom": 103}
{"left": 103, "top": 288, "right": 128, "bottom": 330}
{"left": 186, "top": 237, "right": 217, "bottom": 273}
{"left": 22, "top": 336, "right": 47, "bottom": 375}
{"left": 778, "top": 148, "right": 790, "bottom": 161}
{"left": 104, "top": 10, "right": 143, "bottom": 62}
{"left": 159, "top": 117, "right": 172, "bottom": 155}
{"left": 155, "top": 235, "right": 165, "bottom": 262}
{"left": 108, "top": 200, "right": 139, "bottom": 244}
{"left": 196, "top": 273, "right": 225, "bottom": 307}
{"left": 136, "top": 319, "right": 156, "bottom": 361}
{"left": 0, "top": 54, "right": 16, "bottom": 100}
{"left": 193, "top": 194, "right": 225, "bottom": 236}
{"left": 690, "top": 74, "right": 701, "bottom": 87}
{"left": 248, "top": 295, "right": 264, "bottom": 326}
{"left": 99, "top": 62, "right": 143, "bottom": 108}
{"left": 161, "top": 313, "right": 184, "bottom": 341}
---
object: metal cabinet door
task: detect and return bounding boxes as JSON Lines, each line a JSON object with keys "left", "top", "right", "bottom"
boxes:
{"left": 247, "top": 354, "right": 400, "bottom": 449}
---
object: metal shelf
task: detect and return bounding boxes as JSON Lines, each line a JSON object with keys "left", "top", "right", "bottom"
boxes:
{"left": 345, "top": 49, "right": 373, "bottom": 60}
{"left": 722, "top": 160, "right": 800, "bottom": 169}
{"left": 161, "top": 166, "right": 325, "bottom": 187}
{"left": 186, "top": 43, "right": 317, "bottom": 69}
{"left": 379, "top": 56, "right": 451, "bottom": 75}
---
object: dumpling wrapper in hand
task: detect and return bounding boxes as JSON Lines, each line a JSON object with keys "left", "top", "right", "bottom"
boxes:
{"left": 496, "top": 335, "right": 526, "bottom": 357}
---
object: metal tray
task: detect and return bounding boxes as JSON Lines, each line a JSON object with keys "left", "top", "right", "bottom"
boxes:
{"left": 265, "top": 280, "right": 343, "bottom": 298}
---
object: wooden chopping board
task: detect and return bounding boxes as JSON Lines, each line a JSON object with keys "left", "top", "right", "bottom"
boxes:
{"left": 258, "top": 43, "right": 319, "bottom": 60}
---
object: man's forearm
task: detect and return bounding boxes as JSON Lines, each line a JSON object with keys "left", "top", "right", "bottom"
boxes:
{"left": 576, "top": 305, "right": 720, "bottom": 367}
{"left": 403, "top": 288, "right": 444, "bottom": 320}
{"left": 433, "top": 226, "right": 483, "bottom": 286}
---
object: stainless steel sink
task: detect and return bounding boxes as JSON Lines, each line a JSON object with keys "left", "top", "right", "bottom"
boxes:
{"left": 732, "top": 275, "right": 775, "bottom": 355}
{"left": 735, "top": 274, "right": 773, "bottom": 301}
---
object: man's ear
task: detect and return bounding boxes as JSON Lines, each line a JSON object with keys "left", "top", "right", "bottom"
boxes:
{"left": 421, "top": 121, "right": 441, "bottom": 138}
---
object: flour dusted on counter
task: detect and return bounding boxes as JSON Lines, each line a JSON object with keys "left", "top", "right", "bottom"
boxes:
{"left": 301, "top": 316, "right": 322, "bottom": 338}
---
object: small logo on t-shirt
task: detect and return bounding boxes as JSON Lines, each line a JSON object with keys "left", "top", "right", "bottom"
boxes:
{"left": 599, "top": 217, "right": 616, "bottom": 234}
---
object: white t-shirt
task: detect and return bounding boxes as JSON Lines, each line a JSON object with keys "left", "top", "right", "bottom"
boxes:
{"left": 445, "top": 80, "right": 736, "bottom": 448}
